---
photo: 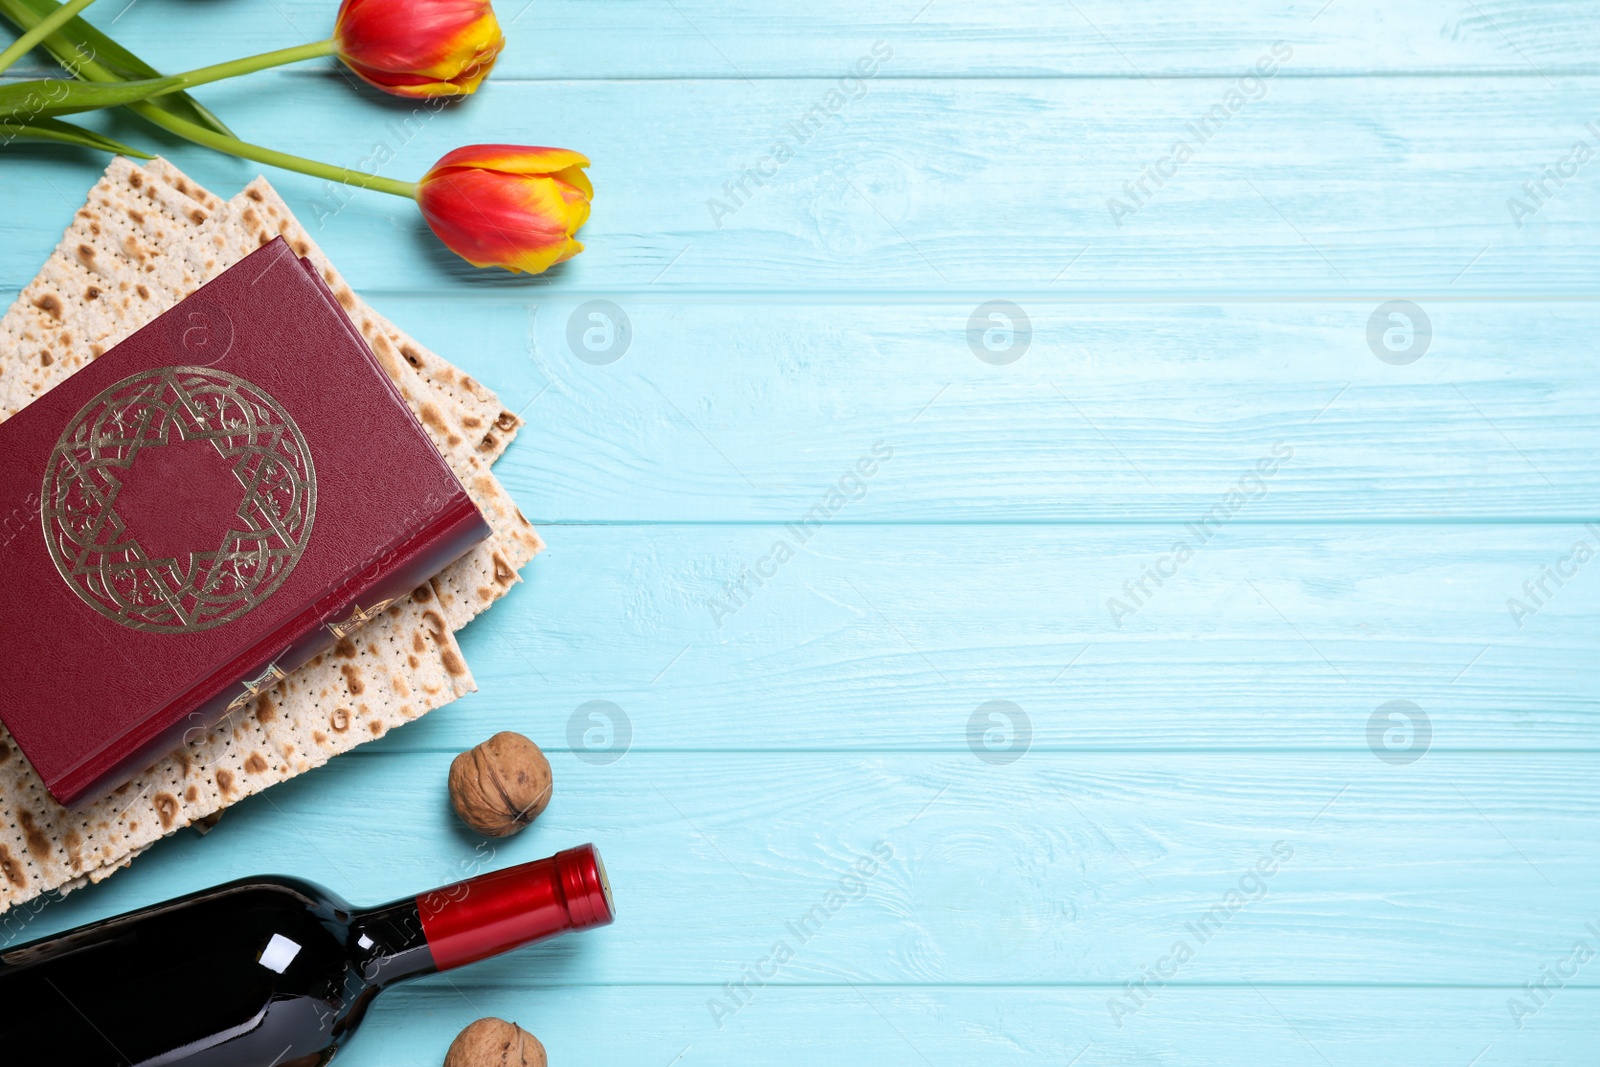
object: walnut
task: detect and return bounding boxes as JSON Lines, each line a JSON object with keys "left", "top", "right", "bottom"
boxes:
{"left": 448, "top": 732, "right": 552, "bottom": 837}
{"left": 443, "top": 1018, "right": 546, "bottom": 1067}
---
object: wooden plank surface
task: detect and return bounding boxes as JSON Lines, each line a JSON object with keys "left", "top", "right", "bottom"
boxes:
{"left": 461, "top": 525, "right": 1600, "bottom": 751}
{"left": 501, "top": 297, "right": 1598, "bottom": 521}
{"left": 2, "top": 78, "right": 1600, "bottom": 292}
{"left": 2, "top": 1, "right": 1597, "bottom": 1064}
{"left": 18, "top": 750, "right": 1600, "bottom": 986}
{"left": 10, "top": 1, "right": 1600, "bottom": 78}
{"left": 353, "top": 987, "right": 1600, "bottom": 1066}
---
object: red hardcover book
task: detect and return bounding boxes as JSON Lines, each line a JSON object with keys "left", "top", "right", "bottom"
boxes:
{"left": 0, "top": 238, "right": 490, "bottom": 806}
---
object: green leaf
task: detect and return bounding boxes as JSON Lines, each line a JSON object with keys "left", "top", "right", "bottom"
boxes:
{"left": 0, "top": 72, "right": 185, "bottom": 118}
{"left": 0, "top": 0, "right": 235, "bottom": 136}
{"left": 0, "top": 114, "right": 150, "bottom": 156}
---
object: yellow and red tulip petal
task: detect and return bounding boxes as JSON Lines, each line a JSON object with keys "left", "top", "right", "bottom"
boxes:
{"left": 340, "top": 57, "right": 497, "bottom": 99}
{"left": 426, "top": 144, "right": 590, "bottom": 176}
{"left": 334, "top": 0, "right": 504, "bottom": 98}
{"left": 549, "top": 164, "right": 594, "bottom": 200}
{"left": 417, "top": 148, "right": 594, "bottom": 275}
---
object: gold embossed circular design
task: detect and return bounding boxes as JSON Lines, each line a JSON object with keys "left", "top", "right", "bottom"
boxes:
{"left": 41, "top": 366, "right": 316, "bottom": 633}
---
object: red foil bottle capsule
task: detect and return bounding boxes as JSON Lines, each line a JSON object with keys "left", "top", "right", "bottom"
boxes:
{"left": 420, "top": 843, "right": 616, "bottom": 969}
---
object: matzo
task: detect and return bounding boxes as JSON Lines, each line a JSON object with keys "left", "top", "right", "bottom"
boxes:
{"left": 0, "top": 158, "right": 540, "bottom": 915}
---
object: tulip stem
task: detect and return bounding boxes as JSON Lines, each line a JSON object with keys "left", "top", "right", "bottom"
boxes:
{"left": 128, "top": 102, "right": 419, "bottom": 199}
{"left": 163, "top": 39, "right": 338, "bottom": 92}
{"left": 0, "top": 0, "right": 97, "bottom": 75}
{"left": 1, "top": 5, "right": 415, "bottom": 199}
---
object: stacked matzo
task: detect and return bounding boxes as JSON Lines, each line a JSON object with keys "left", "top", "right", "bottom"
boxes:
{"left": 0, "top": 157, "right": 539, "bottom": 917}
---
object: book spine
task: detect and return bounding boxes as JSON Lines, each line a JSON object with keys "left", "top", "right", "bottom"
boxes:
{"left": 213, "top": 493, "right": 488, "bottom": 716}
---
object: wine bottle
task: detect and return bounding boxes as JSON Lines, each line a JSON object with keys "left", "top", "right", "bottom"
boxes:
{"left": 0, "top": 843, "right": 614, "bottom": 1066}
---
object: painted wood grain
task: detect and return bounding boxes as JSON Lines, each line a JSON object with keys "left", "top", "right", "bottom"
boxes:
{"left": 368, "top": 295, "right": 1600, "bottom": 521}
{"left": 363, "top": 991, "right": 1600, "bottom": 1067}
{"left": 12, "top": 751, "right": 1599, "bottom": 988}
{"left": 334, "top": 987, "right": 1600, "bottom": 1067}
{"left": 8, "top": 1, "right": 1600, "bottom": 79}
{"left": 436, "top": 524, "right": 1600, "bottom": 751}
{"left": 1, "top": 77, "right": 1598, "bottom": 293}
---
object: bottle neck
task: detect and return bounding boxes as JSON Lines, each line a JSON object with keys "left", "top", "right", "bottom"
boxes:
{"left": 407, "top": 844, "right": 615, "bottom": 973}
{"left": 350, "top": 898, "right": 438, "bottom": 988}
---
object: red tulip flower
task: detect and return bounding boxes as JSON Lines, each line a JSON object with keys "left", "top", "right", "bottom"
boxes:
{"left": 333, "top": 0, "right": 505, "bottom": 98}
{"left": 416, "top": 146, "right": 593, "bottom": 274}
{"left": 3, "top": 0, "right": 602, "bottom": 277}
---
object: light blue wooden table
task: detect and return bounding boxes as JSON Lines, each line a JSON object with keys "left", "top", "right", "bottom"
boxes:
{"left": 4, "top": 2, "right": 1600, "bottom": 1062}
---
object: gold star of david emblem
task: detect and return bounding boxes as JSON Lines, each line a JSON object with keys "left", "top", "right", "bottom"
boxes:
{"left": 41, "top": 365, "right": 316, "bottom": 634}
